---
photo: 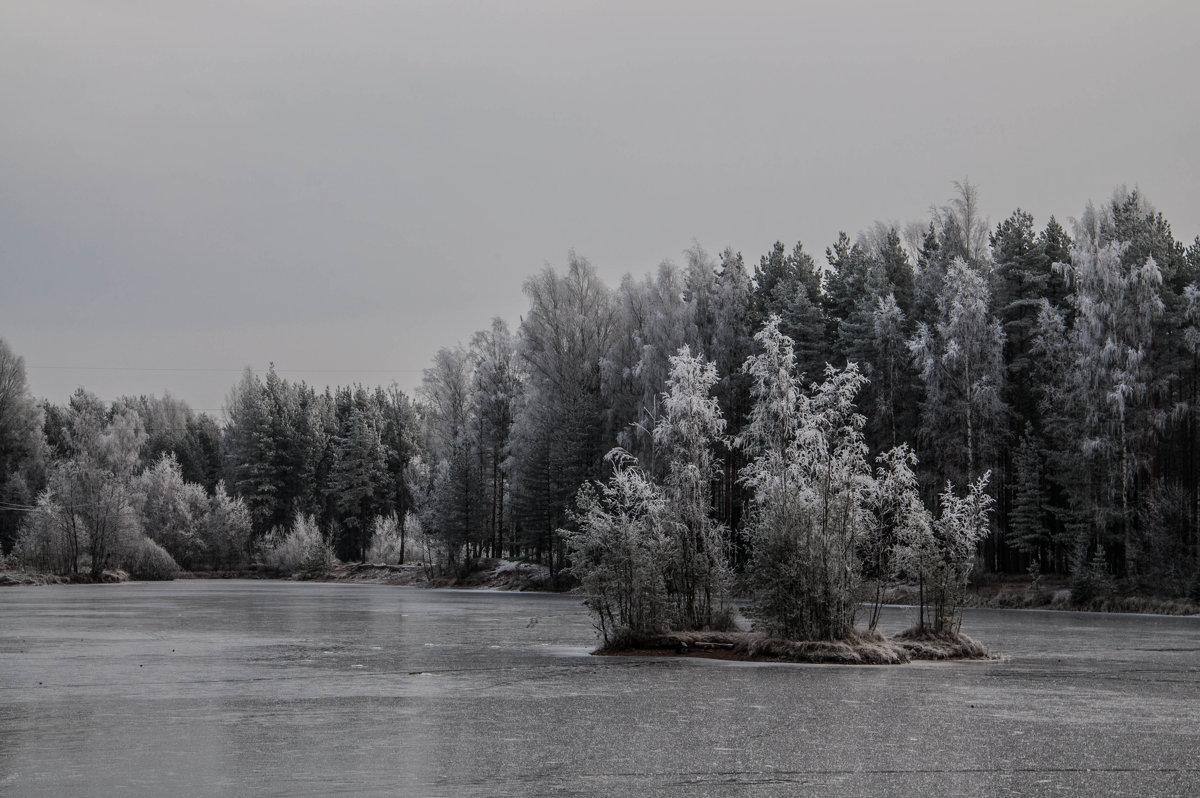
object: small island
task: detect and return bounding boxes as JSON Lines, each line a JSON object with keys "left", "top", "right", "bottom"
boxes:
{"left": 566, "top": 327, "right": 998, "bottom": 665}
{"left": 597, "top": 628, "right": 993, "bottom": 665}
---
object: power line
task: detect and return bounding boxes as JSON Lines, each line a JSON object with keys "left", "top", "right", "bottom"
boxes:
{"left": 27, "top": 365, "right": 424, "bottom": 374}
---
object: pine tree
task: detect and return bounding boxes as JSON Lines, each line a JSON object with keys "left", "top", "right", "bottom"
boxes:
{"left": 507, "top": 254, "right": 618, "bottom": 571}
{"left": 1009, "top": 423, "right": 1049, "bottom": 560}
{"left": 330, "top": 407, "right": 389, "bottom": 561}
{"left": 468, "top": 318, "right": 520, "bottom": 558}
{"left": 753, "top": 241, "right": 827, "bottom": 380}
{"left": 705, "top": 248, "right": 757, "bottom": 547}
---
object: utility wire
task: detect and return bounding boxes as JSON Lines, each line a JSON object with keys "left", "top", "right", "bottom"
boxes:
{"left": 27, "top": 366, "right": 424, "bottom": 374}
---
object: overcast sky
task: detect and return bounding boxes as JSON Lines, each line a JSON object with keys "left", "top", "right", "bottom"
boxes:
{"left": 3, "top": 1, "right": 1198, "bottom": 412}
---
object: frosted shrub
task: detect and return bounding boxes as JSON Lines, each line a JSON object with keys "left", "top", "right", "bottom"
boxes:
{"left": 864, "top": 444, "right": 931, "bottom": 630}
{"left": 135, "top": 454, "right": 207, "bottom": 571}
{"left": 895, "top": 473, "right": 993, "bottom": 633}
{"left": 262, "top": 513, "right": 336, "bottom": 577}
{"left": 564, "top": 450, "right": 674, "bottom": 645}
{"left": 122, "top": 536, "right": 180, "bottom": 580}
{"left": 367, "top": 513, "right": 406, "bottom": 564}
{"left": 201, "top": 483, "right": 253, "bottom": 571}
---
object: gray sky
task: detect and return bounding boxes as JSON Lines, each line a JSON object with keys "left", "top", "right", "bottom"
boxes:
{"left": 3, "top": 1, "right": 1198, "bottom": 412}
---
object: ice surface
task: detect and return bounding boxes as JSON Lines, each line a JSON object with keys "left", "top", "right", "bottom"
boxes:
{"left": 1, "top": 581, "right": 1198, "bottom": 797}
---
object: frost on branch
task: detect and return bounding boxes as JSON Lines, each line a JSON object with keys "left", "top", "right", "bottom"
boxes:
{"left": 737, "top": 318, "right": 874, "bottom": 641}
{"left": 652, "top": 347, "right": 731, "bottom": 630}
{"left": 895, "top": 472, "right": 994, "bottom": 634}
{"left": 563, "top": 449, "right": 673, "bottom": 645}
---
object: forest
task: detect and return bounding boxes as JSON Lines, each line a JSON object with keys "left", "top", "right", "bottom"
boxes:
{"left": 3, "top": 184, "right": 1200, "bottom": 610}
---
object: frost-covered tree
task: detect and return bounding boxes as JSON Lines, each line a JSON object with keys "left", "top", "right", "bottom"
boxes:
{"left": 895, "top": 473, "right": 993, "bottom": 634}
{"left": 564, "top": 449, "right": 673, "bottom": 645}
{"left": 863, "top": 444, "right": 930, "bottom": 630}
{"left": 120, "top": 392, "right": 220, "bottom": 491}
{"left": 366, "top": 512, "right": 406, "bottom": 564}
{"left": 30, "top": 392, "right": 148, "bottom": 579}
{"left": 418, "top": 345, "right": 484, "bottom": 565}
{"left": 14, "top": 491, "right": 76, "bottom": 575}
{"left": 136, "top": 453, "right": 208, "bottom": 570}
{"left": 933, "top": 179, "right": 991, "bottom": 266}
{"left": 262, "top": 512, "right": 336, "bottom": 577}
{"left": 738, "top": 319, "right": 874, "bottom": 641}
{"left": 420, "top": 347, "right": 473, "bottom": 458}
{"left": 1057, "top": 210, "right": 1165, "bottom": 576}
{"left": 201, "top": 482, "right": 253, "bottom": 570}
{"left": 652, "top": 347, "right": 730, "bottom": 629}
{"left": 909, "top": 257, "right": 1006, "bottom": 488}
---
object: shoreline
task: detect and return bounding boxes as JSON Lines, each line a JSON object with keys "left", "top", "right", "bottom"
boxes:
{"left": 5, "top": 564, "right": 1199, "bottom": 618}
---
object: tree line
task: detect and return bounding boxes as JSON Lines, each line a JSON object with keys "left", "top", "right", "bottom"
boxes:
{"left": 2, "top": 184, "right": 1199, "bottom": 601}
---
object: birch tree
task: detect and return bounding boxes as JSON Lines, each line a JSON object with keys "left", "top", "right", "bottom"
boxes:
{"left": 738, "top": 319, "right": 874, "bottom": 641}
{"left": 895, "top": 473, "right": 993, "bottom": 634}
{"left": 564, "top": 450, "right": 673, "bottom": 645}
{"left": 909, "top": 257, "right": 1006, "bottom": 488}
{"left": 864, "top": 444, "right": 929, "bottom": 630}
{"left": 1059, "top": 212, "right": 1164, "bottom": 577}
{"left": 652, "top": 347, "right": 730, "bottom": 629}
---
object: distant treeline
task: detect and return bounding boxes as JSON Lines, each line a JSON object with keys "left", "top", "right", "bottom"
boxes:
{"left": 2, "top": 183, "right": 1199, "bottom": 598}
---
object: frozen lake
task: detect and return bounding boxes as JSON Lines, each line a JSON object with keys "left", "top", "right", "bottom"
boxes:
{"left": 1, "top": 581, "right": 1198, "bottom": 797}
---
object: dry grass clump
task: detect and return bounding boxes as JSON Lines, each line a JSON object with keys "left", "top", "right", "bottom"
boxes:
{"left": 746, "top": 628, "right": 908, "bottom": 665}
{"left": 599, "top": 628, "right": 916, "bottom": 664}
{"left": 598, "top": 626, "right": 998, "bottom": 664}
{"left": 1070, "top": 595, "right": 1200, "bottom": 616}
{"left": 892, "top": 627, "right": 995, "bottom": 660}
